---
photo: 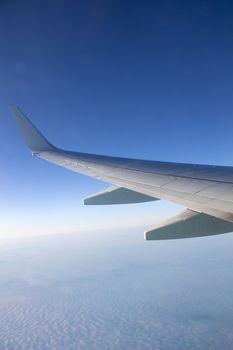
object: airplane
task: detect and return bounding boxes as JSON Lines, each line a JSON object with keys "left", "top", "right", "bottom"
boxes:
{"left": 10, "top": 106, "right": 233, "bottom": 240}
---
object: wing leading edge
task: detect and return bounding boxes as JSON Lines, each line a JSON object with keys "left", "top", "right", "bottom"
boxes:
{"left": 10, "top": 106, "right": 233, "bottom": 240}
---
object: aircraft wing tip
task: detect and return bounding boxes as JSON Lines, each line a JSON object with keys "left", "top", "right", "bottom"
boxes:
{"left": 10, "top": 106, "right": 54, "bottom": 153}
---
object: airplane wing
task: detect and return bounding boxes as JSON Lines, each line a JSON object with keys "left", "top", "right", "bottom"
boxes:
{"left": 10, "top": 106, "right": 233, "bottom": 240}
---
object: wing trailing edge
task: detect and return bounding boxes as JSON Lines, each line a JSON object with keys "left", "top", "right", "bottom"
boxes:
{"left": 145, "top": 209, "right": 233, "bottom": 240}
{"left": 83, "top": 186, "right": 159, "bottom": 205}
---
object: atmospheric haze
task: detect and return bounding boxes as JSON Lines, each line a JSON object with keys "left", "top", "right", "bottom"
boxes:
{"left": 1, "top": 1, "right": 233, "bottom": 349}
{"left": 0, "top": 230, "right": 232, "bottom": 350}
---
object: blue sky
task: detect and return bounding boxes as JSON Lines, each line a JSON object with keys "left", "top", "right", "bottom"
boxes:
{"left": 1, "top": 0, "right": 233, "bottom": 237}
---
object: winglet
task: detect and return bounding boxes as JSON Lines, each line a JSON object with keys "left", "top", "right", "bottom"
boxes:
{"left": 9, "top": 105, "right": 55, "bottom": 153}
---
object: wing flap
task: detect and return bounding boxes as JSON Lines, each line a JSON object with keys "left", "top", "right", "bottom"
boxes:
{"left": 145, "top": 209, "right": 233, "bottom": 240}
{"left": 83, "top": 186, "right": 159, "bottom": 205}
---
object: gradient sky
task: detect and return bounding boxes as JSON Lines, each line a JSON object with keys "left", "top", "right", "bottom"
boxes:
{"left": 1, "top": 0, "right": 233, "bottom": 237}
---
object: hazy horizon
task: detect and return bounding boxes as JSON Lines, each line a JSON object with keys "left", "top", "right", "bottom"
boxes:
{"left": 0, "top": 229, "right": 233, "bottom": 350}
{"left": 1, "top": 1, "right": 233, "bottom": 349}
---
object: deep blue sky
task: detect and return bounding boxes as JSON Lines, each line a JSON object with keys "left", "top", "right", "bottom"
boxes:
{"left": 1, "top": 0, "right": 233, "bottom": 237}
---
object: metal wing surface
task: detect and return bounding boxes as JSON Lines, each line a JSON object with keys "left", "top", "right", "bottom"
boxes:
{"left": 10, "top": 106, "right": 233, "bottom": 239}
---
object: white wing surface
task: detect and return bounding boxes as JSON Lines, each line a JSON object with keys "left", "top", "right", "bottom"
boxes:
{"left": 10, "top": 106, "right": 233, "bottom": 239}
